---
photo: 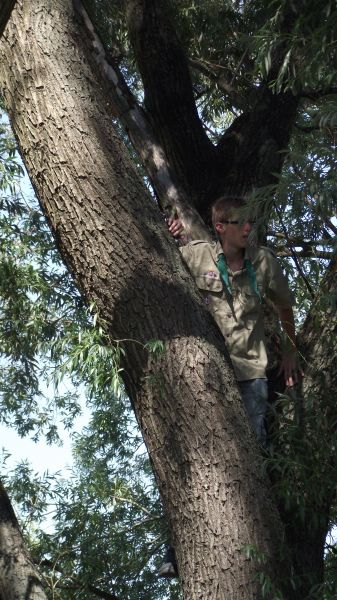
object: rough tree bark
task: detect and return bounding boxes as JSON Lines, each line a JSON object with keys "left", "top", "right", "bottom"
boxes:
{"left": 0, "top": 481, "right": 47, "bottom": 600}
{"left": 73, "top": 0, "right": 210, "bottom": 242}
{"left": 0, "top": 1, "right": 290, "bottom": 598}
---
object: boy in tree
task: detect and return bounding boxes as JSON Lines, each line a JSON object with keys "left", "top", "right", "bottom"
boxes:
{"left": 159, "top": 196, "right": 301, "bottom": 577}
{"left": 170, "top": 196, "right": 300, "bottom": 444}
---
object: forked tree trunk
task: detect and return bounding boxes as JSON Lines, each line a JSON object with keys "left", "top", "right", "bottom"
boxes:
{"left": 0, "top": 1, "right": 289, "bottom": 598}
{"left": 0, "top": 482, "right": 47, "bottom": 600}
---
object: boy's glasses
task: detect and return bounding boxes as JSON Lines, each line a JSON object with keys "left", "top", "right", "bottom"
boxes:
{"left": 221, "top": 219, "right": 256, "bottom": 225}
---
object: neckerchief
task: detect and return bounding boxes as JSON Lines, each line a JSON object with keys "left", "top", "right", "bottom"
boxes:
{"left": 216, "top": 253, "right": 261, "bottom": 301}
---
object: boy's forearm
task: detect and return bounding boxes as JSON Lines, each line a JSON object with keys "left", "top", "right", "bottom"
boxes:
{"left": 277, "top": 306, "right": 304, "bottom": 385}
{"left": 168, "top": 217, "right": 191, "bottom": 246}
{"left": 278, "top": 306, "right": 297, "bottom": 352}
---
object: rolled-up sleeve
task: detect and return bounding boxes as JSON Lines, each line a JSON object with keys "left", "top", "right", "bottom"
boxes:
{"left": 179, "top": 244, "right": 192, "bottom": 263}
{"left": 264, "top": 252, "right": 295, "bottom": 308}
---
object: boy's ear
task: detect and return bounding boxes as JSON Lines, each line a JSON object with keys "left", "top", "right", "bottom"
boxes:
{"left": 215, "top": 222, "right": 225, "bottom": 234}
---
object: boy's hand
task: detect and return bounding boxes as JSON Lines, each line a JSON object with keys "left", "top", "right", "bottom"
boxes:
{"left": 168, "top": 216, "right": 184, "bottom": 239}
{"left": 279, "top": 352, "right": 304, "bottom": 387}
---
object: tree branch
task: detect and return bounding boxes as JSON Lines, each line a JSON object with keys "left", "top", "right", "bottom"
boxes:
{"left": 211, "top": 0, "right": 308, "bottom": 197}
{"left": 40, "top": 559, "right": 119, "bottom": 600}
{"left": 299, "top": 252, "right": 337, "bottom": 396}
{"left": 295, "top": 123, "right": 321, "bottom": 133}
{"left": 265, "top": 0, "right": 310, "bottom": 86}
{"left": 215, "top": 89, "right": 298, "bottom": 197}
{"left": 73, "top": 0, "right": 210, "bottom": 240}
{"left": 56, "top": 583, "right": 118, "bottom": 600}
{"left": 124, "top": 0, "right": 216, "bottom": 208}
{"left": 268, "top": 231, "right": 334, "bottom": 246}
{"left": 323, "top": 218, "right": 337, "bottom": 236}
{"left": 0, "top": 480, "right": 47, "bottom": 600}
{"left": 123, "top": 0, "right": 298, "bottom": 214}
{"left": 188, "top": 57, "right": 253, "bottom": 112}
{"left": 302, "top": 196, "right": 337, "bottom": 236}
{"left": 274, "top": 204, "right": 315, "bottom": 298}
{"left": 300, "top": 86, "right": 337, "bottom": 99}
{"left": 0, "top": 0, "right": 16, "bottom": 38}
{"left": 276, "top": 249, "right": 333, "bottom": 259}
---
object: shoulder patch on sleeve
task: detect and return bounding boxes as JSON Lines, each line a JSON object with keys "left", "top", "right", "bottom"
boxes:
{"left": 260, "top": 245, "right": 277, "bottom": 258}
{"left": 188, "top": 239, "right": 215, "bottom": 246}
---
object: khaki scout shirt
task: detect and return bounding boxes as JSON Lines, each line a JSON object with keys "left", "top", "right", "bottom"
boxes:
{"left": 180, "top": 241, "right": 295, "bottom": 381}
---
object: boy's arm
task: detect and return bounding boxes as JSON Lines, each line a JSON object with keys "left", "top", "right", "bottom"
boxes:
{"left": 263, "top": 250, "right": 303, "bottom": 386}
{"left": 277, "top": 306, "right": 303, "bottom": 387}
{"left": 168, "top": 216, "right": 184, "bottom": 239}
{"left": 167, "top": 214, "right": 212, "bottom": 244}
{"left": 167, "top": 216, "right": 190, "bottom": 246}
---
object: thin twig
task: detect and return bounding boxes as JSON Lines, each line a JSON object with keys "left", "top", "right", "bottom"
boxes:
{"left": 276, "top": 249, "right": 333, "bottom": 259}
{"left": 273, "top": 204, "right": 315, "bottom": 298}
{"left": 40, "top": 559, "right": 119, "bottom": 600}
{"left": 300, "top": 86, "right": 337, "bottom": 99}
{"left": 268, "top": 231, "right": 334, "bottom": 245}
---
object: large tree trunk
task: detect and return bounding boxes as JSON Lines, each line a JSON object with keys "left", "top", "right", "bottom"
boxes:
{"left": 0, "top": 1, "right": 290, "bottom": 598}
{"left": 0, "top": 481, "right": 47, "bottom": 600}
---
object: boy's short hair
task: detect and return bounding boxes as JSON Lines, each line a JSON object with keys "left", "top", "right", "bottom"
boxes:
{"left": 211, "top": 196, "right": 247, "bottom": 229}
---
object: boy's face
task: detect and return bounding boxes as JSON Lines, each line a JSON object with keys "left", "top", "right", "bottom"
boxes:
{"left": 215, "top": 212, "right": 253, "bottom": 249}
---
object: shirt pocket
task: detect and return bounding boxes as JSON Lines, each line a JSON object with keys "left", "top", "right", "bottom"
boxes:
{"left": 195, "top": 274, "right": 223, "bottom": 293}
{"left": 195, "top": 274, "right": 223, "bottom": 311}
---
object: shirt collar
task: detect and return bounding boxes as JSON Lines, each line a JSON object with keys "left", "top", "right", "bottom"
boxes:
{"left": 215, "top": 240, "right": 256, "bottom": 263}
